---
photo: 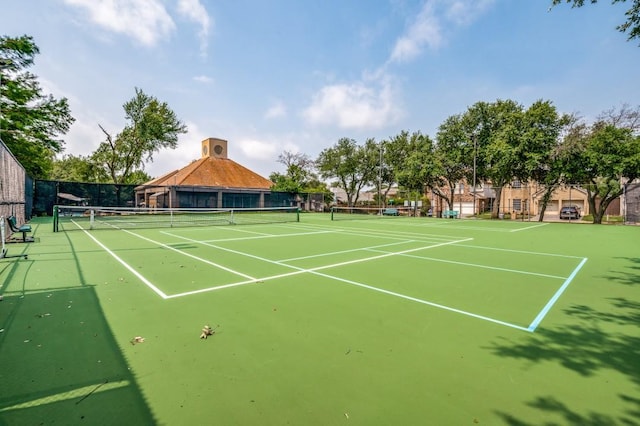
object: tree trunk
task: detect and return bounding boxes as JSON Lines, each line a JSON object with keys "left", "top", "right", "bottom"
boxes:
{"left": 492, "top": 186, "right": 504, "bottom": 219}
{"left": 537, "top": 185, "right": 556, "bottom": 222}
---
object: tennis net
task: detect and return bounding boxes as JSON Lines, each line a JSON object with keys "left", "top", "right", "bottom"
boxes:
{"left": 53, "top": 206, "right": 300, "bottom": 231}
{"left": 330, "top": 206, "right": 407, "bottom": 220}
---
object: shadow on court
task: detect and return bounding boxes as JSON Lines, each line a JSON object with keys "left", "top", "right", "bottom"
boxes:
{"left": 0, "top": 284, "right": 156, "bottom": 425}
{"left": 0, "top": 226, "right": 156, "bottom": 425}
{"left": 487, "top": 287, "right": 640, "bottom": 425}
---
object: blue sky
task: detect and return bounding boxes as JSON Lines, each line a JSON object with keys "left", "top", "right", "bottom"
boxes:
{"left": 2, "top": 0, "right": 639, "bottom": 180}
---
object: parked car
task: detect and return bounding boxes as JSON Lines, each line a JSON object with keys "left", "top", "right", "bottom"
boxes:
{"left": 559, "top": 206, "right": 580, "bottom": 220}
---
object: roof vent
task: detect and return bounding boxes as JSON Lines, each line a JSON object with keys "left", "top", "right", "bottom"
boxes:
{"left": 201, "top": 138, "right": 228, "bottom": 159}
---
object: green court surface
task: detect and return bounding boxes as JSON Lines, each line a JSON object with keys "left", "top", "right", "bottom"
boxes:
{"left": 1, "top": 214, "right": 638, "bottom": 425}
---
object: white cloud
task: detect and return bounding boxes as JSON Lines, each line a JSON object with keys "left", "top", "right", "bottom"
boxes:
{"left": 302, "top": 73, "right": 402, "bottom": 130}
{"left": 264, "top": 100, "right": 287, "bottom": 119}
{"left": 177, "top": 0, "right": 212, "bottom": 58}
{"left": 444, "top": 0, "right": 495, "bottom": 26}
{"left": 390, "top": 2, "right": 441, "bottom": 62}
{"left": 389, "top": 0, "right": 494, "bottom": 63}
{"left": 237, "top": 139, "right": 278, "bottom": 161}
{"left": 193, "top": 75, "right": 213, "bottom": 84}
{"left": 63, "top": 0, "right": 175, "bottom": 47}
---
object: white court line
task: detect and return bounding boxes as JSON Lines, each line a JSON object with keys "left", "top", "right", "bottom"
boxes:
{"left": 307, "top": 269, "right": 531, "bottom": 333}
{"left": 277, "top": 240, "right": 415, "bottom": 262}
{"left": 510, "top": 223, "right": 550, "bottom": 232}
{"left": 527, "top": 257, "right": 588, "bottom": 331}
{"left": 71, "top": 220, "right": 168, "bottom": 299}
{"left": 120, "top": 229, "right": 256, "bottom": 281}
{"left": 365, "top": 249, "right": 568, "bottom": 280}
{"left": 158, "top": 232, "right": 472, "bottom": 297}
{"left": 287, "top": 222, "right": 582, "bottom": 260}
{"left": 119, "top": 229, "right": 535, "bottom": 332}
{"left": 281, "top": 222, "right": 461, "bottom": 243}
{"left": 165, "top": 229, "right": 334, "bottom": 244}
{"left": 452, "top": 243, "right": 584, "bottom": 259}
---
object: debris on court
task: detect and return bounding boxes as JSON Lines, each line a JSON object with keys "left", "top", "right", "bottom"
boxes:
{"left": 130, "top": 336, "right": 145, "bottom": 345}
{"left": 200, "top": 325, "right": 215, "bottom": 339}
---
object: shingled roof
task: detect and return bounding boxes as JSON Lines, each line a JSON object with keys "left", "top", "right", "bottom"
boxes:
{"left": 144, "top": 138, "right": 273, "bottom": 190}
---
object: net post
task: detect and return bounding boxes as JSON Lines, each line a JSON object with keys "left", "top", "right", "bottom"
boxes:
{"left": 230, "top": 209, "right": 235, "bottom": 225}
{"left": 1, "top": 216, "right": 6, "bottom": 256}
{"left": 53, "top": 205, "right": 59, "bottom": 232}
{"left": 90, "top": 209, "right": 95, "bottom": 230}
{"left": 330, "top": 207, "right": 334, "bottom": 221}
{"left": 296, "top": 208, "right": 300, "bottom": 222}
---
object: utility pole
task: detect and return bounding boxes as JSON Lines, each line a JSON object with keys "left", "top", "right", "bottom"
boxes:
{"left": 472, "top": 133, "right": 477, "bottom": 217}
{"left": 378, "top": 142, "right": 383, "bottom": 213}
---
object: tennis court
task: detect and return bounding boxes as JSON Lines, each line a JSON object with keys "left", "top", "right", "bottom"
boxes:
{"left": 1, "top": 212, "right": 638, "bottom": 425}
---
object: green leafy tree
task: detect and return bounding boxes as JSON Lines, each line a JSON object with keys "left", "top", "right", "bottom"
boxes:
{"left": 550, "top": 0, "right": 640, "bottom": 44}
{"left": 434, "top": 116, "right": 473, "bottom": 211}
{"left": 51, "top": 154, "right": 108, "bottom": 182}
{"left": 0, "top": 35, "right": 75, "bottom": 178}
{"left": 316, "top": 137, "right": 378, "bottom": 206}
{"left": 92, "top": 87, "right": 187, "bottom": 201}
{"left": 563, "top": 120, "right": 640, "bottom": 223}
{"left": 532, "top": 111, "right": 578, "bottom": 221}
{"left": 381, "top": 131, "right": 422, "bottom": 205}
{"left": 462, "top": 100, "right": 528, "bottom": 218}
{"left": 393, "top": 131, "right": 439, "bottom": 208}
{"left": 270, "top": 150, "right": 334, "bottom": 206}
{"left": 270, "top": 151, "right": 314, "bottom": 194}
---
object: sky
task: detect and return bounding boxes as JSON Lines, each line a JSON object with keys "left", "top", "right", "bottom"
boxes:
{"left": 1, "top": 0, "right": 639, "bottom": 180}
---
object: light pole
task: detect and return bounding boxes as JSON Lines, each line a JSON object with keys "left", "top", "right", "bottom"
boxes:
{"left": 472, "top": 133, "right": 477, "bottom": 217}
{"left": 378, "top": 143, "right": 383, "bottom": 213}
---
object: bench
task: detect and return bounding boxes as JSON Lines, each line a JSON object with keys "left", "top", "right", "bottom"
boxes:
{"left": 443, "top": 210, "right": 459, "bottom": 219}
{"left": 382, "top": 208, "right": 399, "bottom": 216}
{"left": 7, "top": 215, "right": 33, "bottom": 242}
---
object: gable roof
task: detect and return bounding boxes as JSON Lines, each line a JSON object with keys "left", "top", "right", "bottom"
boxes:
{"left": 145, "top": 156, "right": 273, "bottom": 190}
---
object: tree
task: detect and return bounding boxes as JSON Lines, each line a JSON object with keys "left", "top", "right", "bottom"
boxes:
{"left": 0, "top": 35, "right": 75, "bottom": 178}
{"left": 551, "top": 0, "right": 640, "bottom": 44}
{"left": 92, "top": 88, "right": 187, "bottom": 202}
{"left": 528, "top": 110, "right": 579, "bottom": 221}
{"left": 270, "top": 151, "right": 314, "bottom": 194}
{"left": 562, "top": 119, "right": 640, "bottom": 223}
{"left": 316, "top": 137, "right": 378, "bottom": 206}
{"left": 433, "top": 116, "right": 473, "bottom": 211}
{"left": 51, "top": 154, "right": 108, "bottom": 182}
{"left": 382, "top": 131, "right": 423, "bottom": 206}
{"left": 515, "top": 101, "right": 572, "bottom": 221}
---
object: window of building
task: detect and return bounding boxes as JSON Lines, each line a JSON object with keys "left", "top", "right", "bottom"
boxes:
{"left": 512, "top": 180, "right": 521, "bottom": 188}
{"left": 513, "top": 199, "right": 522, "bottom": 211}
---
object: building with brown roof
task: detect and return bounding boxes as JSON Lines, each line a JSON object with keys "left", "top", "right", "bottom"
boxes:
{"left": 136, "top": 138, "right": 275, "bottom": 209}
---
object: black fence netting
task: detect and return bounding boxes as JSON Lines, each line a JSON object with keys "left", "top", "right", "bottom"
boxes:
{"left": 33, "top": 181, "right": 316, "bottom": 216}
{"left": 34, "top": 180, "right": 138, "bottom": 216}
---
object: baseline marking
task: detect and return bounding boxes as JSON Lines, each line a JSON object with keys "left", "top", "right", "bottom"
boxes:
{"left": 527, "top": 257, "right": 588, "bottom": 332}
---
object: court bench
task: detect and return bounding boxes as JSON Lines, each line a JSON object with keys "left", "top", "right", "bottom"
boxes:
{"left": 7, "top": 215, "right": 33, "bottom": 242}
{"left": 382, "top": 208, "right": 399, "bottom": 216}
{"left": 442, "top": 210, "right": 459, "bottom": 219}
